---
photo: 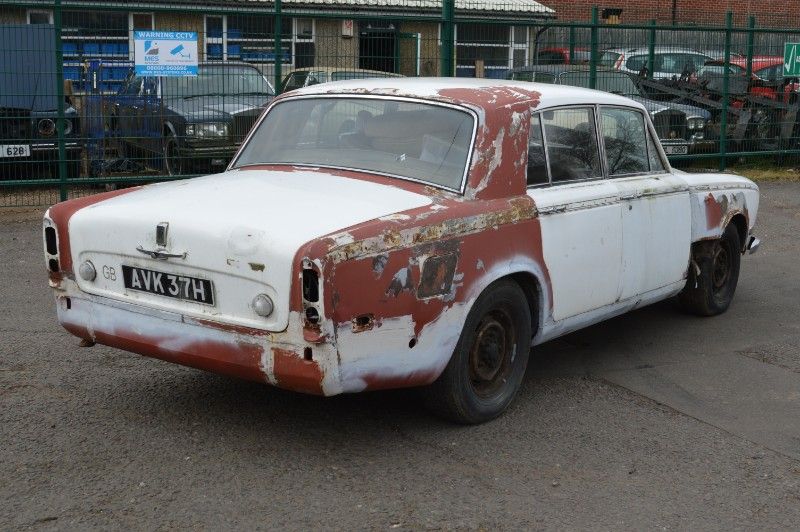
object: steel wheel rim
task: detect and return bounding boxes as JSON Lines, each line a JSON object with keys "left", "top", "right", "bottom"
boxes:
{"left": 164, "top": 137, "right": 181, "bottom": 176}
{"left": 468, "top": 308, "right": 515, "bottom": 398}
{"left": 711, "top": 240, "right": 731, "bottom": 292}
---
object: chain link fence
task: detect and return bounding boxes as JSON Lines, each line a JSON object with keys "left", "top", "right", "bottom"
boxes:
{"left": 2, "top": 0, "right": 800, "bottom": 207}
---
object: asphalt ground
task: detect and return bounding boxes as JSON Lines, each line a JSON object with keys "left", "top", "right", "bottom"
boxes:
{"left": 1, "top": 182, "right": 799, "bottom": 530}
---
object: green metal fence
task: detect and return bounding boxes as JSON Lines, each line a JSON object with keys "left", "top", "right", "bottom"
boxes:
{"left": 2, "top": 0, "right": 800, "bottom": 207}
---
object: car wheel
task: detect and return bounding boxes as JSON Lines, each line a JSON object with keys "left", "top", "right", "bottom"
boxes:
{"left": 163, "top": 131, "right": 184, "bottom": 176}
{"left": 424, "top": 279, "right": 532, "bottom": 424}
{"left": 679, "top": 224, "right": 742, "bottom": 316}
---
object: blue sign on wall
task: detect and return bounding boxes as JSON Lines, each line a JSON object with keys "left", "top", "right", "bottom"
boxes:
{"left": 134, "top": 31, "right": 198, "bottom": 76}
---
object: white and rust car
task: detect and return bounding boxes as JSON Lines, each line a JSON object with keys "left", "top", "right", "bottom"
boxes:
{"left": 43, "top": 79, "right": 760, "bottom": 423}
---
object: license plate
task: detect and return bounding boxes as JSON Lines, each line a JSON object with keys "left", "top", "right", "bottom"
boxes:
{"left": 663, "top": 144, "right": 689, "bottom": 155}
{"left": 122, "top": 265, "right": 214, "bottom": 305}
{"left": 0, "top": 144, "right": 30, "bottom": 158}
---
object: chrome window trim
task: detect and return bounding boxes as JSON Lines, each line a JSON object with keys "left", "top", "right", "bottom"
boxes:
{"left": 537, "top": 104, "right": 605, "bottom": 186}
{"left": 228, "top": 93, "right": 479, "bottom": 195}
{"left": 598, "top": 104, "right": 671, "bottom": 178}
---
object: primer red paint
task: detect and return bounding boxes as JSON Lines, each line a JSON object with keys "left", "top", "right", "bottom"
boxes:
{"left": 271, "top": 347, "right": 324, "bottom": 395}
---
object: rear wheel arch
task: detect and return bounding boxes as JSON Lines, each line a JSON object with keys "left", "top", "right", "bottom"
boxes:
{"left": 729, "top": 213, "right": 748, "bottom": 250}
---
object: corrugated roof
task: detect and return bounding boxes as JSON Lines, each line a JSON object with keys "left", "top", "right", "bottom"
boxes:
{"left": 277, "top": 0, "right": 553, "bottom": 14}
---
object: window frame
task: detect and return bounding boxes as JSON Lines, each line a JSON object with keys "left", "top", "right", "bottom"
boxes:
{"left": 203, "top": 14, "right": 314, "bottom": 65}
{"left": 527, "top": 103, "right": 670, "bottom": 189}
{"left": 27, "top": 9, "right": 53, "bottom": 24}
{"left": 229, "top": 94, "right": 480, "bottom": 195}
{"left": 598, "top": 105, "right": 656, "bottom": 178}
{"left": 533, "top": 104, "right": 605, "bottom": 187}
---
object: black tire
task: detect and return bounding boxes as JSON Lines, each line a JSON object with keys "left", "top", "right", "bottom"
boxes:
{"left": 424, "top": 279, "right": 532, "bottom": 424}
{"left": 163, "top": 131, "right": 184, "bottom": 176}
{"left": 679, "top": 224, "right": 742, "bottom": 316}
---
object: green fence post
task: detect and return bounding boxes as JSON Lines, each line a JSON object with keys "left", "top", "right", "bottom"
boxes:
{"left": 568, "top": 25, "right": 575, "bottom": 65}
{"left": 719, "top": 11, "right": 733, "bottom": 171}
{"left": 274, "top": 0, "right": 282, "bottom": 95}
{"left": 589, "top": 6, "right": 598, "bottom": 89}
{"left": 54, "top": 0, "right": 68, "bottom": 202}
{"left": 441, "top": 0, "right": 455, "bottom": 76}
{"left": 648, "top": 20, "right": 656, "bottom": 79}
{"left": 745, "top": 15, "right": 756, "bottom": 79}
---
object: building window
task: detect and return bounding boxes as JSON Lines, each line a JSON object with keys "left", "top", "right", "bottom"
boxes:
{"left": 455, "top": 23, "right": 529, "bottom": 78}
{"left": 128, "top": 13, "right": 154, "bottom": 60}
{"left": 203, "top": 15, "right": 314, "bottom": 67}
{"left": 61, "top": 10, "right": 141, "bottom": 93}
{"left": 27, "top": 10, "right": 53, "bottom": 24}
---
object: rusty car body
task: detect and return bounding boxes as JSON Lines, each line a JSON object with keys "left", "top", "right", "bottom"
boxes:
{"left": 43, "top": 78, "right": 761, "bottom": 423}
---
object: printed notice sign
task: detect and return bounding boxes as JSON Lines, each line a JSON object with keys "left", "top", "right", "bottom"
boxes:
{"left": 134, "top": 31, "right": 198, "bottom": 77}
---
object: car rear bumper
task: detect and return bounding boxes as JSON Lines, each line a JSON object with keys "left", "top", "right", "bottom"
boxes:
{"left": 54, "top": 286, "right": 339, "bottom": 396}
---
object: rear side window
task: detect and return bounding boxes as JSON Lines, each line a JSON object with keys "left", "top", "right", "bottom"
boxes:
{"left": 527, "top": 114, "right": 548, "bottom": 185}
{"left": 625, "top": 55, "right": 647, "bottom": 73}
{"left": 542, "top": 107, "right": 602, "bottom": 182}
{"left": 600, "top": 107, "right": 649, "bottom": 176}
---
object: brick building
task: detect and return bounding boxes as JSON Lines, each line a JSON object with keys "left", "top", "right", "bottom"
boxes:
{"left": 549, "top": 1, "right": 800, "bottom": 27}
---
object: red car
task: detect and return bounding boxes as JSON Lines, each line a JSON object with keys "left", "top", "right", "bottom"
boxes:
{"left": 535, "top": 47, "right": 590, "bottom": 65}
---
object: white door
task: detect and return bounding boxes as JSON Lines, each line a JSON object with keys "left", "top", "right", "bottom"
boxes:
{"left": 527, "top": 107, "right": 624, "bottom": 322}
{"left": 598, "top": 106, "right": 691, "bottom": 300}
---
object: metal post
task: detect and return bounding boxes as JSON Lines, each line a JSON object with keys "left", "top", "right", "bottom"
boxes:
{"left": 648, "top": 20, "right": 656, "bottom": 79}
{"left": 54, "top": 0, "right": 68, "bottom": 201}
{"left": 590, "top": 6, "right": 598, "bottom": 89}
{"left": 745, "top": 15, "right": 756, "bottom": 79}
{"left": 274, "top": 0, "right": 282, "bottom": 95}
{"left": 568, "top": 25, "right": 575, "bottom": 65}
{"left": 440, "top": 0, "right": 455, "bottom": 77}
{"left": 719, "top": 11, "right": 733, "bottom": 171}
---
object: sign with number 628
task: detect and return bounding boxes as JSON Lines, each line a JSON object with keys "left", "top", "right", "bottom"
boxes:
{"left": 0, "top": 144, "right": 31, "bottom": 158}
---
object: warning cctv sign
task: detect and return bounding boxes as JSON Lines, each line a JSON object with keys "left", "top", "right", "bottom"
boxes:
{"left": 134, "top": 31, "right": 198, "bottom": 77}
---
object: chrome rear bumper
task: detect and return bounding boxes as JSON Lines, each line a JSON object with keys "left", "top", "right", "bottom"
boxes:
{"left": 746, "top": 235, "right": 761, "bottom": 254}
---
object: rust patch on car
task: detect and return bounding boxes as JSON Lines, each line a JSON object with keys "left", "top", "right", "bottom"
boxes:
{"left": 248, "top": 262, "right": 265, "bottom": 272}
{"left": 705, "top": 192, "right": 728, "bottom": 230}
{"left": 272, "top": 347, "right": 324, "bottom": 395}
{"left": 417, "top": 253, "right": 459, "bottom": 298}
{"left": 360, "top": 368, "right": 440, "bottom": 391}
{"left": 351, "top": 313, "right": 376, "bottom": 333}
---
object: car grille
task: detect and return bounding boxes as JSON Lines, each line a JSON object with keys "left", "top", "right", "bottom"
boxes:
{"left": 652, "top": 110, "right": 687, "bottom": 141}
{"left": 0, "top": 108, "right": 31, "bottom": 142}
{"left": 230, "top": 111, "right": 262, "bottom": 144}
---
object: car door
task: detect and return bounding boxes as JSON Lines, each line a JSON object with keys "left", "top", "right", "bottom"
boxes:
{"left": 599, "top": 106, "right": 691, "bottom": 301}
{"left": 141, "top": 77, "right": 161, "bottom": 154}
{"left": 116, "top": 76, "right": 143, "bottom": 147}
{"left": 526, "top": 107, "right": 624, "bottom": 321}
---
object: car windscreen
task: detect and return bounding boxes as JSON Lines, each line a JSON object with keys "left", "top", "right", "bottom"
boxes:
{"left": 559, "top": 71, "right": 640, "bottom": 96}
{"left": 598, "top": 51, "right": 621, "bottom": 68}
{"left": 233, "top": 97, "right": 475, "bottom": 191}
{"left": 162, "top": 65, "right": 274, "bottom": 98}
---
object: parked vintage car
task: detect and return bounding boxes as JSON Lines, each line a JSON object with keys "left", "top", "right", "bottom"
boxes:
{"left": 110, "top": 62, "right": 274, "bottom": 176}
{"left": 281, "top": 67, "right": 404, "bottom": 91}
{"left": 600, "top": 46, "right": 714, "bottom": 79}
{"left": 534, "top": 47, "right": 591, "bottom": 65}
{"left": 1, "top": 24, "right": 81, "bottom": 179}
{"left": 44, "top": 79, "right": 760, "bottom": 423}
{"left": 507, "top": 65, "right": 712, "bottom": 155}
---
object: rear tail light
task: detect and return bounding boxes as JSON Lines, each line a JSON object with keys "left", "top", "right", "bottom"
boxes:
{"left": 302, "top": 268, "right": 319, "bottom": 302}
{"left": 45, "top": 226, "right": 57, "bottom": 255}
{"left": 43, "top": 220, "right": 60, "bottom": 273}
{"left": 301, "top": 260, "right": 322, "bottom": 328}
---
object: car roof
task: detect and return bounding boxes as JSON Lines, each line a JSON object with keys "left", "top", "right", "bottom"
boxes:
{"left": 286, "top": 67, "right": 404, "bottom": 77}
{"left": 285, "top": 77, "right": 646, "bottom": 112}
{"left": 603, "top": 46, "right": 712, "bottom": 55}
{"left": 509, "top": 64, "right": 624, "bottom": 75}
